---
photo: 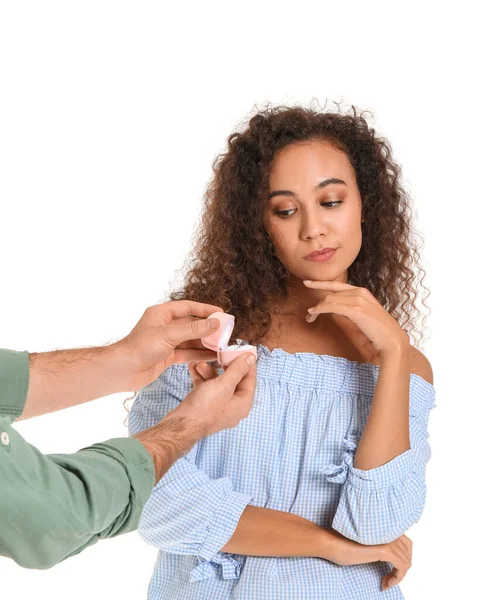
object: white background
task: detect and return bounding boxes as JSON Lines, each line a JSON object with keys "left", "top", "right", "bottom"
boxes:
{"left": 1, "top": 2, "right": 494, "bottom": 599}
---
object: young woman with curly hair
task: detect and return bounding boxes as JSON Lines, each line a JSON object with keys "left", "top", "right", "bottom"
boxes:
{"left": 128, "top": 104, "right": 436, "bottom": 600}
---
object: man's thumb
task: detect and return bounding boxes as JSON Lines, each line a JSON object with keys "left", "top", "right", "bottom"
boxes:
{"left": 219, "top": 353, "right": 255, "bottom": 387}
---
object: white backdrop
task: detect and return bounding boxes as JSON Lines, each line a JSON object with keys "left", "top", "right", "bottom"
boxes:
{"left": 1, "top": 2, "right": 494, "bottom": 599}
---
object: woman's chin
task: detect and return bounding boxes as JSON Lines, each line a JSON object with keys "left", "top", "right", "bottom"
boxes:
{"left": 301, "top": 267, "right": 336, "bottom": 281}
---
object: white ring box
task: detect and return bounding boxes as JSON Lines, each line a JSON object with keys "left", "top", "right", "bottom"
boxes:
{"left": 201, "top": 311, "right": 258, "bottom": 367}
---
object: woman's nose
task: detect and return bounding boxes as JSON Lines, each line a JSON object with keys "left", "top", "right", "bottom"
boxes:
{"left": 301, "top": 211, "right": 327, "bottom": 240}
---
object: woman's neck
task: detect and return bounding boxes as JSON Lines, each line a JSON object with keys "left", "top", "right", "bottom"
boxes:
{"left": 261, "top": 272, "right": 374, "bottom": 363}
{"left": 280, "top": 273, "right": 348, "bottom": 319}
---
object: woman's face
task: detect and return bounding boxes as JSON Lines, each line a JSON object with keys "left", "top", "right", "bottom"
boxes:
{"left": 264, "top": 140, "right": 364, "bottom": 283}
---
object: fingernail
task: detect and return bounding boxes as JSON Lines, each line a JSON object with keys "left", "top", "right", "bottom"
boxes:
{"left": 208, "top": 318, "right": 219, "bottom": 329}
{"left": 303, "top": 280, "right": 313, "bottom": 284}
{"left": 246, "top": 355, "right": 256, "bottom": 365}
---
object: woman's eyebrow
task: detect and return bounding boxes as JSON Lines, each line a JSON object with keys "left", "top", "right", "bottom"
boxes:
{"left": 268, "top": 178, "right": 347, "bottom": 200}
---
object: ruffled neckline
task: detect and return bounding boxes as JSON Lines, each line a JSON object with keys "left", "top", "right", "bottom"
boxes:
{"left": 256, "top": 343, "right": 436, "bottom": 393}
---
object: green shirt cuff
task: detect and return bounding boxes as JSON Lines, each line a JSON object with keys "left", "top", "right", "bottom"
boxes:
{"left": 80, "top": 436, "right": 155, "bottom": 533}
{"left": 0, "top": 349, "right": 30, "bottom": 421}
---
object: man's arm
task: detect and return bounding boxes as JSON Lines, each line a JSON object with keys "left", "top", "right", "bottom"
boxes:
{"left": 0, "top": 410, "right": 204, "bottom": 569}
{"left": 0, "top": 301, "right": 256, "bottom": 570}
{"left": 0, "top": 349, "right": 30, "bottom": 422}
{"left": 0, "top": 339, "right": 256, "bottom": 569}
{"left": 0, "top": 418, "right": 155, "bottom": 569}
{"left": 16, "top": 301, "right": 223, "bottom": 421}
{"left": 18, "top": 345, "right": 134, "bottom": 420}
{"left": 0, "top": 348, "right": 157, "bottom": 568}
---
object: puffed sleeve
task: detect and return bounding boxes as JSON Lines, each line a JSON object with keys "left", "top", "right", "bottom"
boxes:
{"left": 128, "top": 365, "right": 254, "bottom": 582}
{"left": 323, "top": 376, "right": 436, "bottom": 545}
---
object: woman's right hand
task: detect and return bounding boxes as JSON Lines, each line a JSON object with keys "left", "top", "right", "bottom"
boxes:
{"left": 325, "top": 529, "right": 413, "bottom": 591}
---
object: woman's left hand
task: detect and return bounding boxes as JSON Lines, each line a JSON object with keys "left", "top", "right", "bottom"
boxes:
{"left": 303, "top": 279, "right": 409, "bottom": 357}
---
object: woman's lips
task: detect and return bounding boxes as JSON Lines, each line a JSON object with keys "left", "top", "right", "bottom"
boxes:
{"left": 304, "top": 248, "right": 337, "bottom": 262}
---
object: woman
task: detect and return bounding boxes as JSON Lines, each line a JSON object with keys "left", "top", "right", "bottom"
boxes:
{"left": 128, "top": 104, "right": 436, "bottom": 599}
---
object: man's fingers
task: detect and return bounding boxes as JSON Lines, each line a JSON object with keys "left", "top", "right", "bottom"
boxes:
{"left": 173, "top": 349, "right": 218, "bottom": 364}
{"left": 187, "top": 360, "right": 222, "bottom": 389}
{"left": 196, "top": 361, "right": 218, "bottom": 381}
{"left": 220, "top": 354, "right": 257, "bottom": 423}
{"left": 165, "top": 317, "right": 220, "bottom": 347}
{"left": 187, "top": 362, "right": 205, "bottom": 387}
{"left": 176, "top": 338, "right": 211, "bottom": 350}
{"left": 233, "top": 358, "right": 257, "bottom": 397}
{"left": 232, "top": 363, "right": 256, "bottom": 416}
{"left": 219, "top": 353, "right": 256, "bottom": 391}
{"left": 157, "top": 301, "right": 224, "bottom": 321}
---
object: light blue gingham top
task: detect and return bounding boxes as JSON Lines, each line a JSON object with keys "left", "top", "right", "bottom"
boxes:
{"left": 128, "top": 345, "right": 436, "bottom": 600}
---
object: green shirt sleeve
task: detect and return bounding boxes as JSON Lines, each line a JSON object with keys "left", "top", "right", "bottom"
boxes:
{"left": 0, "top": 348, "right": 30, "bottom": 422}
{"left": 0, "top": 349, "right": 155, "bottom": 569}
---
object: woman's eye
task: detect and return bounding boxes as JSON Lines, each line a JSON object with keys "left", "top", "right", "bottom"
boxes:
{"left": 274, "top": 201, "right": 342, "bottom": 218}
{"left": 275, "top": 208, "right": 296, "bottom": 218}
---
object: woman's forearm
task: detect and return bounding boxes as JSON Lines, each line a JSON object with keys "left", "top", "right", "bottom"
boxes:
{"left": 353, "top": 344, "right": 411, "bottom": 470}
{"left": 221, "top": 505, "right": 336, "bottom": 560}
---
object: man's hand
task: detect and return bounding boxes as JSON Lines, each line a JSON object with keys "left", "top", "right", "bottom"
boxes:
{"left": 181, "top": 352, "right": 257, "bottom": 436}
{"left": 117, "top": 300, "right": 224, "bottom": 390}
{"left": 133, "top": 352, "right": 257, "bottom": 483}
{"left": 20, "top": 300, "right": 225, "bottom": 420}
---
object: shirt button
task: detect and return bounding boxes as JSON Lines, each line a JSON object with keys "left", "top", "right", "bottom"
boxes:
{"left": 1, "top": 432, "right": 10, "bottom": 445}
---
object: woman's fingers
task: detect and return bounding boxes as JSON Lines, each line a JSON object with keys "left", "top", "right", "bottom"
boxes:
{"left": 382, "top": 566, "right": 407, "bottom": 590}
{"left": 397, "top": 535, "right": 413, "bottom": 567}
{"left": 381, "top": 571, "right": 393, "bottom": 590}
{"left": 381, "top": 566, "right": 406, "bottom": 591}
{"left": 382, "top": 569, "right": 398, "bottom": 590}
{"left": 381, "top": 535, "right": 412, "bottom": 590}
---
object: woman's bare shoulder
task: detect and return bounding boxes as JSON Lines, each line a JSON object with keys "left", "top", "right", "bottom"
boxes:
{"left": 408, "top": 346, "right": 434, "bottom": 385}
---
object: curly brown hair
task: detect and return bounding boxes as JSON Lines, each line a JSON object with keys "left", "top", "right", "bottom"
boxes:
{"left": 168, "top": 102, "right": 431, "bottom": 348}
